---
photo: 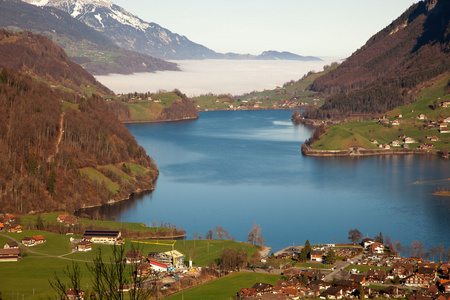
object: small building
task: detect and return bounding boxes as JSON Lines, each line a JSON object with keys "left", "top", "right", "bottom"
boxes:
{"left": 417, "top": 114, "right": 426, "bottom": 120}
{"left": 404, "top": 137, "right": 415, "bottom": 144}
{"left": 77, "top": 241, "right": 92, "bottom": 252}
{"left": 370, "top": 139, "right": 378, "bottom": 144}
{"left": 66, "top": 289, "right": 85, "bottom": 300}
{"left": 4, "top": 241, "right": 19, "bottom": 249}
{"left": 22, "top": 236, "right": 36, "bottom": 246}
{"left": 0, "top": 248, "right": 20, "bottom": 262}
{"left": 0, "top": 222, "right": 3, "bottom": 231}
{"left": 149, "top": 260, "right": 168, "bottom": 272}
{"left": 33, "top": 235, "right": 46, "bottom": 245}
{"left": 137, "top": 263, "right": 152, "bottom": 277}
{"left": 392, "top": 120, "right": 400, "bottom": 126}
{"left": 362, "top": 238, "right": 375, "bottom": 248}
{"left": 442, "top": 101, "right": 450, "bottom": 108}
{"left": 82, "top": 230, "right": 122, "bottom": 245}
{"left": 311, "top": 250, "right": 324, "bottom": 262}
{"left": 125, "top": 250, "right": 143, "bottom": 264}
{"left": 164, "top": 250, "right": 185, "bottom": 268}
{"left": 57, "top": 214, "right": 68, "bottom": 222}
{"left": 404, "top": 273, "right": 430, "bottom": 288}
{"left": 390, "top": 140, "right": 401, "bottom": 147}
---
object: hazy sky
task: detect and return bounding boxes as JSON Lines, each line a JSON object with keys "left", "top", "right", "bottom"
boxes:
{"left": 111, "top": 0, "right": 418, "bottom": 58}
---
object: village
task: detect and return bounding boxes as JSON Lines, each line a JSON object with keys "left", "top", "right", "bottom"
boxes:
{"left": 1, "top": 213, "right": 450, "bottom": 300}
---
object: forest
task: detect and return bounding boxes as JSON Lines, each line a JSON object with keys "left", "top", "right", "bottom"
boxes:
{"left": 303, "top": 0, "right": 450, "bottom": 120}
{"left": 0, "top": 67, "right": 157, "bottom": 214}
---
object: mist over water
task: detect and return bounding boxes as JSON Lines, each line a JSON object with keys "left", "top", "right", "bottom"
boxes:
{"left": 95, "top": 59, "right": 336, "bottom": 96}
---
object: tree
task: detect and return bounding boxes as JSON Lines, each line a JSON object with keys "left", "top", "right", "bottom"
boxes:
{"left": 247, "top": 222, "right": 264, "bottom": 246}
{"left": 409, "top": 240, "right": 426, "bottom": 258}
{"left": 348, "top": 228, "right": 363, "bottom": 244}
{"left": 206, "top": 229, "right": 213, "bottom": 240}
{"left": 429, "top": 246, "right": 438, "bottom": 262}
{"left": 392, "top": 240, "right": 403, "bottom": 256}
{"left": 35, "top": 214, "right": 45, "bottom": 230}
{"left": 50, "top": 246, "right": 151, "bottom": 300}
{"left": 375, "top": 232, "right": 383, "bottom": 244}
{"left": 213, "top": 226, "right": 232, "bottom": 240}
{"left": 219, "top": 247, "right": 248, "bottom": 271}
{"left": 324, "top": 249, "right": 336, "bottom": 264}
{"left": 436, "top": 244, "right": 445, "bottom": 262}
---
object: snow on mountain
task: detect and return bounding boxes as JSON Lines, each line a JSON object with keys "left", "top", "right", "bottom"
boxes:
{"left": 22, "top": 0, "right": 219, "bottom": 59}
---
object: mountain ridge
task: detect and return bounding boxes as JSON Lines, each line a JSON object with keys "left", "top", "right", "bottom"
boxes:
{"left": 21, "top": 0, "right": 321, "bottom": 61}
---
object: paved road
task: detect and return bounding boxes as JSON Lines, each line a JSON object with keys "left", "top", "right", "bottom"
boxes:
{"left": 323, "top": 253, "right": 364, "bottom": 282}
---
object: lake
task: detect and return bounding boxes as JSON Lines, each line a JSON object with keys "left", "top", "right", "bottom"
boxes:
{"left": 87, "top": 110, "right": 450, "bottom": 253}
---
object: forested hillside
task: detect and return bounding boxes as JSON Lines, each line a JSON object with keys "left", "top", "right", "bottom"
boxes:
{"left": 303, "top": 0, "right": 450, "bottom": 119}
{"left": 0, "top": 29, "right": 112, "bottom": 95}
{"left": 0, "top": 31, "right": 158, "bottom": 214}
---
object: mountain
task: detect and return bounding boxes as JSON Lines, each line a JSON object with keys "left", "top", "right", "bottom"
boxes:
{"left": 22, "top": 0, "right": 220, "bottom": 60}
{"left": 0, "top": 29, "right": 158, "bottom": 213}
{"left": 0, "top": 29, "right": 113, "bottom": 95}
{"left": 302, "top": 0, "right": 450, "bottom": 120}
{"left": 0, "top": 0, "right": 179, "bottom": 75}
{"left": 21, "top": 0, "right": 322, "bottom": 62}
{"left": 254, "top": 50, "right": 321, "bottom": 61}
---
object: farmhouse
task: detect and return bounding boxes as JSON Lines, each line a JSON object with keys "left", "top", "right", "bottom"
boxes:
{"left": 0, "top": 248, "right": 20, "bottom": 262}
{"left": 311, "top": 250, "right": 325, "bottom": 262}
{"left": 4, "top": 241, "right": 18, "bottom": 249}
{"left": 82, "top": 230, "right": 122, "bottom": 244}
{"left": 125, "top": 250, "right": 144, "bottom": 264}
{"left": 77, "top": 241, "right": 92, "bottom": 252}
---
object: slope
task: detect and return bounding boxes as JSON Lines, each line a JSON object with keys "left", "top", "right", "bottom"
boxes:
{"left": 0, "top": 31, "right": 159, "bottom": 214}
{"left": 0, "top": 0, "right": 179, "bottom": 75}
{"left": 303, "top": 0, "right": 450, "bottom": 120}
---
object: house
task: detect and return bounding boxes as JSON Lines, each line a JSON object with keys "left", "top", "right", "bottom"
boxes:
{"left": 442, "top": 101, "right": 450, "bottom": 108}
{"left": 162, "top": 250, "right": 185, "bottom": 268}
{"left": 77, "top": 241, "right": 92, "bottom": 252}
{"left": 0, "top": 222, "right": 3, "bottom": 231}
{"left": 0, "top": 248, "right": 20, "bottom": 262}
{"left": 252, "top": 282, "right": 273, "bottom": 295}
{"left": 253, "top": 103, "right": 260, "bottom": 108}
{"left": 390, "top": 140, "right": 401, "bottom": 147}
{"left": 22, "top": 236, "right": 35, "bottom": 246}
{"left": 57, "top": 214, "right": 68, "bottom": 222}
{"left": 419, "top": 143, "right": 434, "bottom": 150}
{"left": 404, "top": 137, "right": 416, "bottom": 144}
{"left": 137, "top": 263, "right": 152, "bottom": 277}
{"left": 66, "top": 289, "right": 85, "bottom": 300}
{"left": 320, "top": 286, "right": 344, "bottom": 299}
{"left": 444, "top": 116, "right": 450, "bottom": 123}
{"left": 383, "top": 144, "right": 391, "bottom": 149}
{"left": 370, "top": 139, "right": 378, "bottom": 144}
{"left": 404, "top": 273, "right": 430, "bottom": 288}
{"left": 417, "top": 267, "right": 437, "bottom": 282}
{"left": 33, "top": 235, "right": 46, "bottom": 245}
{"left": 440, "top": 279, "right": 450, "bottom": 292}
{"left": 362, "top": 238, "right": 375, "bottom": 248}
{"left": 4, "top": 241, "right": 18, "bottom": 249}
{"left": 430, "top": 136, "right": 439, "bottom": 141}
{"left": 125, "top": 250, "right": 143, "bottom": 264}
{"left": 350, "top": 274, "right": 367, "bottom": 285}
{"left": 392, "top": 120, "right": 400, "bottom": 126}
{"left": 82, "top": 230, "right": 122, "bottom": 244}
{"left": 366, "top": 269, "right": 387, "bottom": 283}
{"left": 65, "top": 216, "right": 78, "bottom": 227}
{"left": 1, "top": 214, "right": 15, "bottom": 224}
{"left": 392, "top": 263, "right": 413, "bottom": 278}
{"left": 417, "top": 114, "right": 426, "bottom": 120}
{"left": 311, "top": 250, "right": 324, "bottom": 262}
{"left": 149, "top": 260, "right": 168, "bottom": 272}
{"left": 7, "top": 224, "right": 23, "bottom": 233}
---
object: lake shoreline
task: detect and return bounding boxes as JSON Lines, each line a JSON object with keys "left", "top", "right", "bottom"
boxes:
{"left": 301, "top": 143, "right": 440, "bottom": 157}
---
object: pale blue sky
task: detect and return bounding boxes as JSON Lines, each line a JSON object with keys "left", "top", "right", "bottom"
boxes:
{"left": 111, "top": 0, "right": 418, "bottom": 58}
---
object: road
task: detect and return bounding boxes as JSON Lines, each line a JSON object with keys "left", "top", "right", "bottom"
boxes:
{"left": 323, "top": 253, "right": 364, "bottom": 282}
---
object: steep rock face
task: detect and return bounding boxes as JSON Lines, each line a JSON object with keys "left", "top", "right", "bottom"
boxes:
{"left": 303, "top": 0, "right": 450, "bottom": 119}
{"left": 23, "top": 0, "right": 220, "bottom": 60}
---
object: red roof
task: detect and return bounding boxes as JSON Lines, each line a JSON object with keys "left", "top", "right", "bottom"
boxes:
{"left": 149, "top": 260, "right": 167, "bottom": 269}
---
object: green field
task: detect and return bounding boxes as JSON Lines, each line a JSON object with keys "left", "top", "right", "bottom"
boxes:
{"left": 0, "top": 227, "right": 261, "bottom": 300}
{"left": 344, "top": 265, "right": 392, "bottom": 272}
{"left": 79, "top": 167, "right": 120, "bottom": 194}
{"left": 165, "top": 272, "right": 283, "bottom": 300}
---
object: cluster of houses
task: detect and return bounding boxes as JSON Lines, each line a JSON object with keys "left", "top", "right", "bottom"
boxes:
{"left": 237, "top": 238, "right": 450, "bottom": 300}
{"left": 0, "top": 213, "right": 23, "bottom": 233}
{"left": 369, "top": 131, "right": 444, "bottom": 150}
{"left": 124, "top": 249, "right": 186, "bottom": 276}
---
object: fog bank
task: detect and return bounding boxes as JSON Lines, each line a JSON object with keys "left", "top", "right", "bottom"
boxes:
{"left": 95, "top": 59, "right": 336, "bottom": 96}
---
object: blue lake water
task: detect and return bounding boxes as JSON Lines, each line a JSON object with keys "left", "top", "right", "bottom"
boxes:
{"left": 95, "top": 110, "right": 450, "bottom": 253}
